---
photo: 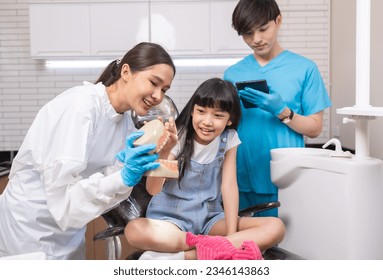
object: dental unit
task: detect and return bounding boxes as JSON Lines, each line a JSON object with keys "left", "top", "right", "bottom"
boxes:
{"left": 270, "top": 0, "right": 383, "bottom": 259}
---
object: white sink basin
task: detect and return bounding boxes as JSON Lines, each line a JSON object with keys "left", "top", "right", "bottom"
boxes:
{"left": 271, "top": 147, "right": 332, "bottom": 161}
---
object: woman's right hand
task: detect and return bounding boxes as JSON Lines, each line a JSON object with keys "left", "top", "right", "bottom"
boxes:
{"left": 118, "top": 131, "right": 160, "bottom": 187}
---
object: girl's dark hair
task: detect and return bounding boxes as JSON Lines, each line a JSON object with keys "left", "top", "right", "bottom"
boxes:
{"left": 95, "top": 42, "right": 176, "bottom": 86}
{"left": 176, "top": 78, "right": 241, "bottom": 179}
{"left": 232, "top": 0, "right": 281, "bottom": 35}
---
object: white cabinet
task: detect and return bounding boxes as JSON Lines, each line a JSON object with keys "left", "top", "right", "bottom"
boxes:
{"left": 150, "top": 1, "right": 249, "bottom": 57}
{"left": 29, "top": 1, "right": 248, "bottom": 58}
{"left": 89, "top": 3, "right": 149, "bottom": 57}
{"left": 210, "top": 1, "right": 249, "bottom": 55}
{"left": 150, "top": 2, "right": 210, "bottom": 56}
{"left": 29, "top": 3, "right": 149, "bottom": 58}
{"left": 29, "top": 4, "right": 90, "bottom": 57}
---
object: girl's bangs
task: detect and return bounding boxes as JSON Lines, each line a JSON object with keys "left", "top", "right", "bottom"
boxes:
{"left": 195, "top": 94, "right": 231, "bottom": 112}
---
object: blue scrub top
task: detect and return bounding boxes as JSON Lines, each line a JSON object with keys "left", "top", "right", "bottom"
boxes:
{"left": 224, "top": 50, "right": 332, "bottom": 194}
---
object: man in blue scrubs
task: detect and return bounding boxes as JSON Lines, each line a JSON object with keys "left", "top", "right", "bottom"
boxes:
{"left": 224, "top": 0, "right": 331, "bottom": 217}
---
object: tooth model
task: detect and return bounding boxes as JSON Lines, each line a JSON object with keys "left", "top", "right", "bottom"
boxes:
{"left": 133, "top": 119, "right": 179, "bottom": 179}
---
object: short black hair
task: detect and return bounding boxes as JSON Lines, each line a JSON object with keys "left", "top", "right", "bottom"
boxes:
{"left": 232, "top": 0, "right": 281, "bottom": 35}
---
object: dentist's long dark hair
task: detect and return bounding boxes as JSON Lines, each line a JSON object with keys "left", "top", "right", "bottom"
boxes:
{"left": 176, "top": 77, "right": 241, "bottom": 180}
{"left": 95, "top": 42, "right": 176, "bottom": 86}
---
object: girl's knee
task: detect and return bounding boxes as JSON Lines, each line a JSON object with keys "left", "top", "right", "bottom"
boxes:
{"left": 269, "top": 217, "right": 286, "bottom": 243}
{"left": 124, "top": 219, "right": 145, "bottom": 243}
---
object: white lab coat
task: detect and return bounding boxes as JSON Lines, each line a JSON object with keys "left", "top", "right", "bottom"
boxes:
{"left": 0, "top": 82, "right": 136, "bottom": 259}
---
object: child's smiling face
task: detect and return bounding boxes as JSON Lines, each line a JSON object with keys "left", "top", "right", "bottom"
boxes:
{"left": 191, "top": 105, "right": 232, "bottom": 145}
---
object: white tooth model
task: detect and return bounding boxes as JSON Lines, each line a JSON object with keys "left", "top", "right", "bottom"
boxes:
{"left": 134, "top": 119, "right": 179, "bottom": 179}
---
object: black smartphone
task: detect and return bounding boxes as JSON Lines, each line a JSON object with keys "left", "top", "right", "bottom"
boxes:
{"left": 235, "top": 79, "right": 269, "bottom": 108}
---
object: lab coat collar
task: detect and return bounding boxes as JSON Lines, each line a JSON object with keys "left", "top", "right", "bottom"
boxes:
{"left": 86, "top": 81, "right": 125, "bottom": 122}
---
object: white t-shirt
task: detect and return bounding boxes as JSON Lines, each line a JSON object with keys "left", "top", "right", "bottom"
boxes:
{"left": 172, "top": 129, "right": 241, "bottom": 164}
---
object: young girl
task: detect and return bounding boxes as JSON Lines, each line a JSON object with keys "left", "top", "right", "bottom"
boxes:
{"left": 125, "top": 78, "right": 285, "bottom": 260}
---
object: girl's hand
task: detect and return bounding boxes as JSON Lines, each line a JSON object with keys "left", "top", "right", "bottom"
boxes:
{"left": 161, "top": 117, "right": 178, "bottom": 154}
{"left": 154, "top": 116, "right": 177, "bottom": 157}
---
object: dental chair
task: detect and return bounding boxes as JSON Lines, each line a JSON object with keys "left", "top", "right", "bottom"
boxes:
{"left": 93, "top": 96, "right": 299, "bottom": 260}
{"left": 93, "top": 179, "right": 284, "bottom": 260}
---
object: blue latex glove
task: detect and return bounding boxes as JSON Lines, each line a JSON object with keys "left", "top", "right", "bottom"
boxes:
{"left": 115, "top": 150, "right": 125, "bottom": 163}
{"left": 119, "top": 131, "right": 160, "bottom": 187}
{"left": 115, "top": 131, "right": 148, "bottom": 163}
{"left": 239, "top": 87, "right": 287, "bottom": 116}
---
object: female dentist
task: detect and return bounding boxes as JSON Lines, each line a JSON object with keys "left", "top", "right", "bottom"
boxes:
{"left": 0, "top": 42, "right": 176, "bottom": 259}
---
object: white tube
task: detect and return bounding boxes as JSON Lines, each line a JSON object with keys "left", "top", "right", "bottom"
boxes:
{"left": 355, "top": 0, "right": 371, "bottom": 107}
{"left": 355, "top": 118, "right": 369, "bottom": 158}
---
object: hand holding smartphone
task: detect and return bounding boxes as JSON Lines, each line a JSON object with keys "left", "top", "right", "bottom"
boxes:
{"left": 235, "top": 79, "right": 269, "bottom": 108}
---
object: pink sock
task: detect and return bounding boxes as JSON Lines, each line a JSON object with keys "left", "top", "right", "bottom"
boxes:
{"left": 185, "top": 232, "right": 199, "bottom": 247}
{"left": 186, "top": 232, "right": 236, "bottom": 260}
{"left": 232, "top": 240, "right": 263, "bottom": 260}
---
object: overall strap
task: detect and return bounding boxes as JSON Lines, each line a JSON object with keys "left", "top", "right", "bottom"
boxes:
{"left": 216, "top": 129, "right": 229, "bottom": 161}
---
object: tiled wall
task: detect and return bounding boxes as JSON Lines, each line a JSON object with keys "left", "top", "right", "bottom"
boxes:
{"left": 0, "top": 0, "right": 330, "bottom": 152}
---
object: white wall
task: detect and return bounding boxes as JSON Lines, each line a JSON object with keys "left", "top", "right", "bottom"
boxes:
{"left": 370, "top": 0, "right": 383, "bottom": 159}
{"left": 1, "top": 0, "right": 330, "bottom": 152}
{"left": 331, "top": 0, "right": 383, "bottom": 159}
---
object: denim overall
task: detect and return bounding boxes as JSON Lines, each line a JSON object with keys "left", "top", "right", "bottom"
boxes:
{"left": 146, "top": 130, "right": 229, "bottom": 235}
